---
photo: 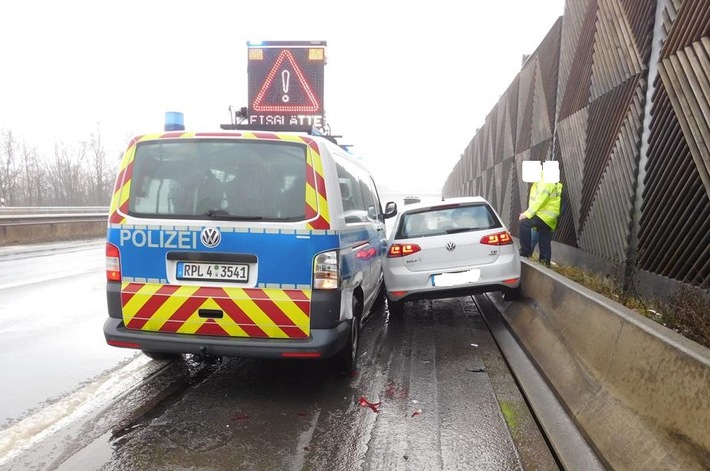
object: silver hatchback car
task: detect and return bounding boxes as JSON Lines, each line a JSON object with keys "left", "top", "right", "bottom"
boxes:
{"left": 383, "top": 196, "right": 521, "bottom": 315}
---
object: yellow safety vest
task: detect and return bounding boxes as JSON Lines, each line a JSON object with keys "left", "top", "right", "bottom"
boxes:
{"left": 524, "top": 181, "right": 563, "bottom": 230}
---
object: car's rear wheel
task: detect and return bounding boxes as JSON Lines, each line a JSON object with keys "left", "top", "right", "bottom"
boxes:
{"left": 388, "top": 299, "right": 405, "bottom": 317}
{"left": 503, "top": 285, "right": 522, "bottom": 301}
{"left": 142, "top": 350, "right": 182, "bottom": 361}
{"left": 333, "top": 295, "right": 361, "bottom": 373}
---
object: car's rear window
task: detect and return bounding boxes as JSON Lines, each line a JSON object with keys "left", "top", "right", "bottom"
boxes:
{"left": 395, "top": 203, "right": 501, "bottom": 239}
{"left": 128, "top": 139, "right": 307, "bottom": 220}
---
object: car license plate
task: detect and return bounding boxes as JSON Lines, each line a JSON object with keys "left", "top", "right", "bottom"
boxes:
{"left": 432, "top": 269, "right": 480, "bottom": 287}
{"left": 177, "top": 262, "right": 249, "bottom": 282}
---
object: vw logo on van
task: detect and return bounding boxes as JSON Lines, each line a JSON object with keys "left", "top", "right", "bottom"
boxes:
{"left": 200, "top": 227, "right": 222, "bottom": 248}
{"left": 446, "top": 242, "right": 456, "bottom": 252}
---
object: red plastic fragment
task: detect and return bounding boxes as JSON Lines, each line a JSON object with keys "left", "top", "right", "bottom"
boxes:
{"left": 411, "top": 408, "right": 423, "bottom": 418}
{"left": 358, "top": 396, "right": 381, "bottom": 413}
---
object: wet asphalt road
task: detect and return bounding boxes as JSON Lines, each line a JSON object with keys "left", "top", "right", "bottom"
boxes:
{"left": 3, "top": 295, "right": 559, "bottom": 471}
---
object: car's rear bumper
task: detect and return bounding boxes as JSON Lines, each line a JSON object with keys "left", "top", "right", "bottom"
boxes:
{"left": 385, "top": 282, "right": 517, "bottom": 303}
{"left": 103, "top": 317, "right": 351, "bottom": 359}
{"left": 384, "top": 258, "right": 521, "bottom": 302}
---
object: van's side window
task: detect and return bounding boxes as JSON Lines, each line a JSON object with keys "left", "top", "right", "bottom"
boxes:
{"left": 359, "top": 177, "right": 380, "bottom": 222}
{"left": 336, "top": 161, "right": 368, "bottom": 223}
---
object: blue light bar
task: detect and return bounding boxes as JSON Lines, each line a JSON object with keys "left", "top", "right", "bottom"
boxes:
{"left": 164, "top": 111, "right": 185, "bottom": 131}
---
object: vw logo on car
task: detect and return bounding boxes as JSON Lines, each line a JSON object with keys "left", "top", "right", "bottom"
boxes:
{"left": 200, "top": 227, "right": 222, "bottom": 248}
{"left": 446, "top": 242, "right": 456, "bottom": 252}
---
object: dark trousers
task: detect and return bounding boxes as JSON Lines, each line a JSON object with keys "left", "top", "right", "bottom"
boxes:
{"left": 519, "top": 216, "right": 553, "bottom": 261}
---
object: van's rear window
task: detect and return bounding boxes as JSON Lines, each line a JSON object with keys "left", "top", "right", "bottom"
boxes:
{"left": 128, "top": 139, "right": 308, "bottom": 220}
{"left": 396, "top": 203, "right": 501, "bottom": 239}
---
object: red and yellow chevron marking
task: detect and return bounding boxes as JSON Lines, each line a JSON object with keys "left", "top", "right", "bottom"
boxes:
{"left": 108, "top": 131, "right": 330, "bottom": 228}
{"left": 108, "top": 139, "right": 136, "bottom": 224}
{"left": 305, "top": 144, "right": 330, "bottom": 230}
{"left": 121, "top": 283, "right": 311, "bottom": 339}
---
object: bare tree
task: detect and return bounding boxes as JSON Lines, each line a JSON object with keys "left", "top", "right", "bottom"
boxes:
{"left": 46, "top": 141, "right": 89, "bottom": 205}
{"left": 20, "top": 142, "right": 39, "bottom": 205}
{"left": 1, "top": 126, "right": 121, "bottom": 207}
{"left": 88, "top": 124, "right": 116, "bottom": 205}
{"left": 0, "top": 129, "right": 22, "bottom": 205}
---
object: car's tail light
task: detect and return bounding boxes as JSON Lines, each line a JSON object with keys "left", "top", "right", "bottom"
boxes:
{"left": 106, "top": 243, "right": 121, "bottom": 281}
{"left": 480, "top": 231, "right": 513, "bottom": 246}
{"left": 313, "top": 250, "right": 339, "bottom": 289}
{"left": 388, "top": 244, "right": 422, "bottom": 257}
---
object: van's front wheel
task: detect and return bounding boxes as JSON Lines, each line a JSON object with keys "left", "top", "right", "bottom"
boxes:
{"left": 333, "top": 296, "right": 361, "bottom": 373}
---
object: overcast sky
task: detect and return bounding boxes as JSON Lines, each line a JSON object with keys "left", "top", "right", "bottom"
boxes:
{"left": 0, "top": 0, "right": 564, "bottom": 194}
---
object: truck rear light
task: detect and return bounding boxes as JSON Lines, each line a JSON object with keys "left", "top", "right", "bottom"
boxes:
{"left": 387, "top": 244, "right": 421, "bottom": 257}
{"left": 313, "top": 250, "right": 339, "bottom": 289}
{"left": 106, "top": 243, "right": 121, "bottom": 281}
{"left": 480, "top": 231, "right": 513, "bottom": 246}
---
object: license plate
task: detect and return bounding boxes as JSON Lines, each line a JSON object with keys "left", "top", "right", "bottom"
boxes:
{"left": 432, "top": 269, "right": 480, "bottom": 287}
{"left": 177, "top": 262, "right": 249, "bottom": 282}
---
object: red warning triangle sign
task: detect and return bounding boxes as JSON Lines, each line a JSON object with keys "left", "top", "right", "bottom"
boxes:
{"left": 252, "top": 50, "right": 320, "bottom": 113}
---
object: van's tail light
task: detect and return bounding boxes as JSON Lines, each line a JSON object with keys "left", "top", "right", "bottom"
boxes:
{"left": 388, "top": 244, "right": 421, "bottom": 257}
{"left": 480, "top": 231, "right": 513, "bottom": 246}
{"left": 313, "top": 250, "right": 339, "bottom": 289}
{"left": 106, "top": 243, "right": 122, "bottom": 281}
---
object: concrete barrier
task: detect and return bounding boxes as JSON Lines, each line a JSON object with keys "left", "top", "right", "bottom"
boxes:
{"left": 490, "top": 260, "right": 710, "bottom": 470}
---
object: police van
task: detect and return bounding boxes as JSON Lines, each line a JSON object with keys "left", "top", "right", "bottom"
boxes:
{"left": 103, "top": 123, "right": 390, "bottom": 372}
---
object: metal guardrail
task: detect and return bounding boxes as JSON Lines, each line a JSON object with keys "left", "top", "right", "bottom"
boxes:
{"left": 0, "top": 207, "right": 109, "bottom": 225}
{"left": 0, "top": 206, "right": 109, "bottom": 216}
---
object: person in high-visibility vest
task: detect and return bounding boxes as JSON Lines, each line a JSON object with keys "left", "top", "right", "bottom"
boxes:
{"left": 519, "top": 177, "right": 563, "bottom": 267}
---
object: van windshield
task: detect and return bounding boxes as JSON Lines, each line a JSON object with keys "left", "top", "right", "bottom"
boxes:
{"left": 128, "top": 139, "right": 308, "bottom": 221}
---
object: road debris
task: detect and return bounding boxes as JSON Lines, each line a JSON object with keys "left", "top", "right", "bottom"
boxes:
{"left": 467, "top": 366, "right": 486, "bottom": 372}
{"left": 358, "top": 396, "right": 381, "bottom": 413}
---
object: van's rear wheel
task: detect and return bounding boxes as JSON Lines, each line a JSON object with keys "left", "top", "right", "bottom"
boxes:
{"left": 142, "top": 350, "right": 181, "bottom": 361}
{"left": 334, "top": 296, "right": 361, "bottom": 373}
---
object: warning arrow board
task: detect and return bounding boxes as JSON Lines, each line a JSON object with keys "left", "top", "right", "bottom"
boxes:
{"left": 247, "top": 42, "right": 326, "bottom": 130}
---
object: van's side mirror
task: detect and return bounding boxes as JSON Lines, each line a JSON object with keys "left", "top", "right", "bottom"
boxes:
{"left": 384, "top": 201, "right": 398, "bottom": 219}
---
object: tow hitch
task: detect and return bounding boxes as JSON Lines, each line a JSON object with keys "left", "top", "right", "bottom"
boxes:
{"left": 192, "top": 346, "right": 223, "bottom": 365}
